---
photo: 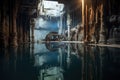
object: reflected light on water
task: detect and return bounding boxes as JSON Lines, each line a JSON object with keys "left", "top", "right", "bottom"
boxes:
{"left": 0, "top": 42, "right": 120, "bottom": 80}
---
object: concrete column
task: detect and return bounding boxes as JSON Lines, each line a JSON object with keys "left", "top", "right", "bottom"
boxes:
{"left": 99, "top": 4, "right": 106, "bottom": 44}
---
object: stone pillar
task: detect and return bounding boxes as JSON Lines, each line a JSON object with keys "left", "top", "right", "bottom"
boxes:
{"left": 26, "top": 28, "right": 29, "bottom": 43}
{"left": 17, "top": 15, "right": 20, "bottom": 44}
{"left": 27, "top": 18, "right": 31, "bottom": 43}
{"left": 93, "top": 8, "right": 97, "bottom": 44}
{"left": 85, "top": 5, "right": 88, "bottom": 43}
{"left": 58, "top": 15, "right": 63, "bottom": 35}
{"left": 82, "top": 0, "right": 85, "bottom": 41}
{"left": 67, "top": 13, "right": 71, "bottom": 41}
{"left": 77, "top": 0, "right": 85, "bottom": 42}
{"left": 94, "top": 8, "right": 99, "bottom": 44}
{"left": 89, "top": 7, "right": 96, "bottom": 43}
{"left": 30, "top": 19, "right": 35, "bottom": 43}
{"left": 62, "top": 16, "right": 65, "bottom": 36}
{"left": 99, "top": 4, "right": 106, "bottom": 44}
{"left": 19, "top": 25, "right": 23, "bottom": 44}
{"left": 32, "top": 25, "right": 34, "bottom": 43}
{"left": 23, "top": 23, "right": 27, "bottom": 43}
{"left": 19, "top": 14, "right": 23, "bottom": 44}
{"left": 75, "top": 28, "right": 78, "bottom": 41}
{"left": 27, "top": 28, "right": 30, "bottom": 43}
{"left": 25, "top": 16, "right": 30, "bottom": 43}
{"left": 0, "top": 1, "right": 8, "bottom": 48}
{"left": 9, "top": 1, "right": 18, "bottom": 47}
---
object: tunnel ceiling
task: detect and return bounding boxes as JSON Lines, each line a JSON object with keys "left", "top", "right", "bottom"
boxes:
{"left": 19, "top": 0, "right": 38, "bottom": 17}
{"left": 39, "top": 0, "right": 82, "bottom": 26}
{"left": 20, "top": 0, "right": 80, "bottom": 17}
{"left": 45, "top": 0, "right": 82, "bottom": 11}
{"left": 18, "top": 0, "right": 82, "bottom": 18}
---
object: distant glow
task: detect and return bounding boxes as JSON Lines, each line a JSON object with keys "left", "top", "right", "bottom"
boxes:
{"left": 39, "top": 1, "right": 64, "bottom": 17}
{"left": 35, "top": 0, "right": 64, "bottom": 41}
{"left": 34, "top": 17, "right": 58, "bottom": 40}
{"left": 44, "top": 1, "right": 58, "bottom": 9}
{"left": 35, "top": 18, "right": 58, "bottom": 30}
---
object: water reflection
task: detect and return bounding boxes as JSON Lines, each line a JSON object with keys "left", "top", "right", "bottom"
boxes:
{"left": 34, "top": 42, "right": 82, "bottom": 80}
{"left": 0, "top": 43, "right": 120, "bottom": 80}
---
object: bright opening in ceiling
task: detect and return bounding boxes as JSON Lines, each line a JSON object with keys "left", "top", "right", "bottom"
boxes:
{"left": 38, "top": 0, "right": 65, "bottom": 17}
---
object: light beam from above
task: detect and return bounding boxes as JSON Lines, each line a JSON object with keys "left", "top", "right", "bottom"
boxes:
{"left": 38, "top": 0, "right": 64, "bottom": 17}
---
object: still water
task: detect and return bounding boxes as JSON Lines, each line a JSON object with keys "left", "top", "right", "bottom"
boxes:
{"left": 0, "top": 42, "right": 120, "bottom": 80}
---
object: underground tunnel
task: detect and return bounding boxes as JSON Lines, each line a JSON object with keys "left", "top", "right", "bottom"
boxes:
{"left": 0, "top": 0, "right": 120, "bottom": 80}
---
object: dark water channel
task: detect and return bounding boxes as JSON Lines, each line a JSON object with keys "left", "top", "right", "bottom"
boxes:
{"left": 0, "top": 42, "right": 120, "bottom": 80}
